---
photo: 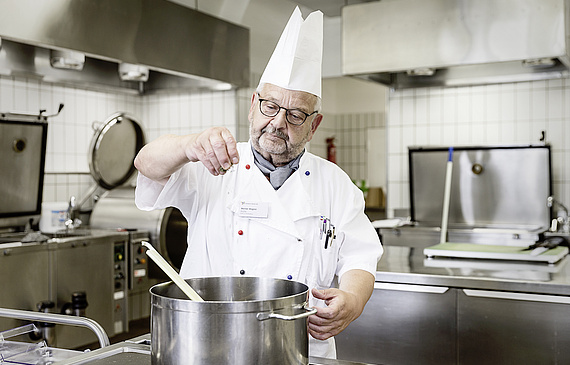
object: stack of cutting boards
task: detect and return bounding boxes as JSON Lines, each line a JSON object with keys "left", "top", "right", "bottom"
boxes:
{"left": 424, "top": 242, "right": 569, "bottom": 264}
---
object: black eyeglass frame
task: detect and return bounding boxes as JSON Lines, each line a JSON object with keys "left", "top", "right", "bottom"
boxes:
{"left": 256, "top": 93, "right": 318, "bottom": 126}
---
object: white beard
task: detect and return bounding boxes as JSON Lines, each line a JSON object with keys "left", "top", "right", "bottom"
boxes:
{"left": 259, "top": 132, "right": 287, "bottom": 155}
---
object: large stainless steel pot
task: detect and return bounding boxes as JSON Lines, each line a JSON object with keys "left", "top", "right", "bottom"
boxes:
{"left": 150, "top": 276, "right": 316, "bottom": 365}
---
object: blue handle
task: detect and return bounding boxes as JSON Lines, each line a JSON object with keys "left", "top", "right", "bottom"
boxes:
{"left": 448, "top": 147, "right": 454, "bottom": 162}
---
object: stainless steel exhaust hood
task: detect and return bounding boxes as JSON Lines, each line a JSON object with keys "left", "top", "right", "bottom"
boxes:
{"left": 342, "top": 0, "right": 570, "bottom": 89}
{"left": 0, "top": 0, "right": 250, "bottom": 93}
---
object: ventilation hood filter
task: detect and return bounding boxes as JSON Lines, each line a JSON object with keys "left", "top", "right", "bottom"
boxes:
{"left": 0, "top": 0, "right": 249, "bottom": 93}
{"left": 342, "top": 0, "right": 570, "bottom": 89}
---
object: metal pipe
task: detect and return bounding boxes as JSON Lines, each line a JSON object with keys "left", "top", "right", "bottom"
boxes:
{"left": 547, "top": 196, "right": 569, "bottom": 232}
{"left": 439, "top": 147, "right": 454, "bottom": 244}
{"left": 0, "top": 307, "right": 110, "bottom": 348}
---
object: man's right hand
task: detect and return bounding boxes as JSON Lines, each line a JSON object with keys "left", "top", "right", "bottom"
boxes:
{"left": 134, "top": 127, "right": 240, "bottom": 185}
{"left": 187, "top": 127, "right": 240, "bottom": 176}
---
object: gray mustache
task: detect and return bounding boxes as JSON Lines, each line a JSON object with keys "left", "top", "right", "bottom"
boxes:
{"left": 262, "top": 126, "right": 288, "bottom": 140}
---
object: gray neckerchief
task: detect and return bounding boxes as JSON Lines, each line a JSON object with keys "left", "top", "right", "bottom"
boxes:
{"left": 251, "top": 146, "right": 304, "bottom": 190}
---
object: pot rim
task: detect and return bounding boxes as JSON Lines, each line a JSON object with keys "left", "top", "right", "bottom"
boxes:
{"left": 150, "top": 276, "right": 310, "bottom": 314}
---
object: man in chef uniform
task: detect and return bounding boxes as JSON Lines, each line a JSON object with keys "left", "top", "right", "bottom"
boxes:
{"left": 134, "top": 7, "right": 382, "bottom": 359}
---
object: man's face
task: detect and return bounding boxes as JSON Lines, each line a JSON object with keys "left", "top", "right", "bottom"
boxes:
{"left": 248, "top": 83, "right": 322, "bottom": 166}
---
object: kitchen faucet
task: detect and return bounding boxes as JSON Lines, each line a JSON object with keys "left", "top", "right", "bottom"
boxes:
{"left": 65, "top": 196, "right": 82, "bottom": 230}
{"left": 547, "top": 196, "right": 569, "bottom": 233}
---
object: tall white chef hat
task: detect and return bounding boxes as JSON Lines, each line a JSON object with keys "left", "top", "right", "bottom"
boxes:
{"left": 258, "top": 7, "right": 323, "bottom": 98}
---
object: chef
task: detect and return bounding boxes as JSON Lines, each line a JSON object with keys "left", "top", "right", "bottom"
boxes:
{"left": 134, "top": 7, "right": 382, "bottom": 359}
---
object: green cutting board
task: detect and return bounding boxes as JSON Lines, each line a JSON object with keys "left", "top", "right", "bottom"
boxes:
{"left": 424, "top": 242, "right": 569, "bottom": 264}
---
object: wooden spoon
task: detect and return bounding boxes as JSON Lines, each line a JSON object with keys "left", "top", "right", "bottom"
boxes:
{"left": 142, "top": 241, "right": 204, "bottom": 301}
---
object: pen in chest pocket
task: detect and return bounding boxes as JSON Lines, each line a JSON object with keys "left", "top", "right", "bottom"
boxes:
{"left": 320, "top": 216, "right": 336, "bottom": 249}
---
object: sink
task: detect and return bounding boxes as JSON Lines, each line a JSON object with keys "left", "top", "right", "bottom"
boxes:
{"left": 45, "top": 229, "right": 93, "bottom": 239}
{"left": 0, "top": 231, "right": 48, "bottom": 244}
{"left": 0, "top": 234, "right": 27, "bottom": 244}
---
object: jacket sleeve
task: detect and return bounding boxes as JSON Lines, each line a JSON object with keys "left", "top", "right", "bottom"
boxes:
{"left": 134, "top": 164, "right": 198, "bottom": 212}
{"left": 134, "top": 173, "right": 168, "bottom": 210}
{"left": 334, "top": 171, "right": 383, "bottom": 280}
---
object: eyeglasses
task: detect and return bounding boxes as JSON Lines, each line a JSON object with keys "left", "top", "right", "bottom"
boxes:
{"left": 257, "top": 93, "right": 317, "bottom": 126}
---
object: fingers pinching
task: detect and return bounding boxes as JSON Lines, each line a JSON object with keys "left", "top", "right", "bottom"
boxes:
{"left": 193, "top": 127, "right": 239, "bottom": 175}
{"left": 221, "top": 129, "right": 240, "bottom": 166}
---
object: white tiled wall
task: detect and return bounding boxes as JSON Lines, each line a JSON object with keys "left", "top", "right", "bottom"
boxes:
{"left": 335, "top": 112, "right": 385, "bottom": 181}
{"left": 14, "top": 71, "right": 564, "bottom": 222}
{"left": 386, "top": 78, "right": 570, "bottom": 218}
{"left": 141, "top": 90, "right": 238, "bottom": 143}
{"left": 2, "top": 72, "right": 381, "bottom": 213}
{"left": 308, "top": 112, "right": 386, "bottom": 182}
{"left": 0, "top": 75, "right": 237, "bottom": 207}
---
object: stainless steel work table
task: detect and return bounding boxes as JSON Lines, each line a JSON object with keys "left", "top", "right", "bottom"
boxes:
{"left": 335, "top": 229, "right": 570, "bottom": 365}
{"left": 376, "top": 244, "right": 570, "bottom": 296}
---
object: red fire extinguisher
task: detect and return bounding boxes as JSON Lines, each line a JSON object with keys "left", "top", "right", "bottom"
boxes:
{"left": 326, "top": 137, "right": 336, "bottom": 164}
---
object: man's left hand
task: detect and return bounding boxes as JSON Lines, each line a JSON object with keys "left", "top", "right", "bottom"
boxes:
{"left": 307, "top": 287, "right": 362, "bottom": 340}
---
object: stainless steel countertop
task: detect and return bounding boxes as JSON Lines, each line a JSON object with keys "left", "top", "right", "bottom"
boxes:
{"left": 376, "top": 243, "right": 570, "bottom": 295}
{"left": 0, "top": 229, "right": 130, "bottom": 251}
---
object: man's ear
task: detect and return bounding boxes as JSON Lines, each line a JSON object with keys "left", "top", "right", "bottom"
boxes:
{"left": 307, "top": 114, "right": 323, "bottom": 142}
{"left": 248, "top": 92, "right": 257, "bottom": 122}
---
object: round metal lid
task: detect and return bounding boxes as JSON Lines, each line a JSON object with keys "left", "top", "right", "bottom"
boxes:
{"left": 89, "top": 112, "right": 145, "bottom": 190}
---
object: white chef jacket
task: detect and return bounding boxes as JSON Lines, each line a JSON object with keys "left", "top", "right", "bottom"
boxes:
{"left": 135, "top": 141, "right": 383, "bottom": 359}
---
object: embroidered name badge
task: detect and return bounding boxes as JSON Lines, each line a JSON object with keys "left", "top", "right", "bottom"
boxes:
{"left": 239, "top": 201, "right": 269, "bottom": 218}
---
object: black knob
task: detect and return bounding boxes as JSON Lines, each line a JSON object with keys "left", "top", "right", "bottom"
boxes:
{"left": 37, "top": 300, "right": 55, "bottom": 311}
{"left": 71, "top": 292, "right": 88, "bottom": 309}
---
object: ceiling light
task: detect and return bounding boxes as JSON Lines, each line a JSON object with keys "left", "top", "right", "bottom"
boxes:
{"left": 119, "top": 63, "right": 149, "bottom": 82}
{"left": 50, "top": 50, "right": 85, "bottom": 70}
{"left": 522, "top": 58, "right": 556, "bottom": 69}
{"left": 212, "top": 82, "right": 233, "bottom": 91}
{"left": 406, "top": 68, "right": 436, "bottom": 76}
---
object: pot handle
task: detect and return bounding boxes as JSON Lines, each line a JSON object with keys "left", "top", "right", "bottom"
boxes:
{"left": 256, "top": 305, "right": 317, "bottom": 321}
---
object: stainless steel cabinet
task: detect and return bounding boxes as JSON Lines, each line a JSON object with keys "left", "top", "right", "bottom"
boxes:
{"left": 0, "top": 244, "right": 50, "bottom": 333}
{"left": 336, "top": 283, "right": 570, "bottom": 365}
{"left": 0, "top": 232, "right": 129, "bottom": 349}
{"left": 458, "top": 289, "right": 570, "bottom": 364}
{"left": 336, "top": 282, "right": 456, "bottom": 365}
{"left": 53, "top": 238, "right": 115, "bottom": 348}
{"left": 53, "top": 233, "right": 128, "bottom": 349}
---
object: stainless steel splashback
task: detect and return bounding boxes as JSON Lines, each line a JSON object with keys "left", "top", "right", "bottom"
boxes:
{"left": 0, "top": 0, "right": 250, "bottom": 93}
{"left": 342, "top": 0, "right": 570, "bottom": 89}
{"left": 409, "top": 145, "right": 551, "bottom": 230}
